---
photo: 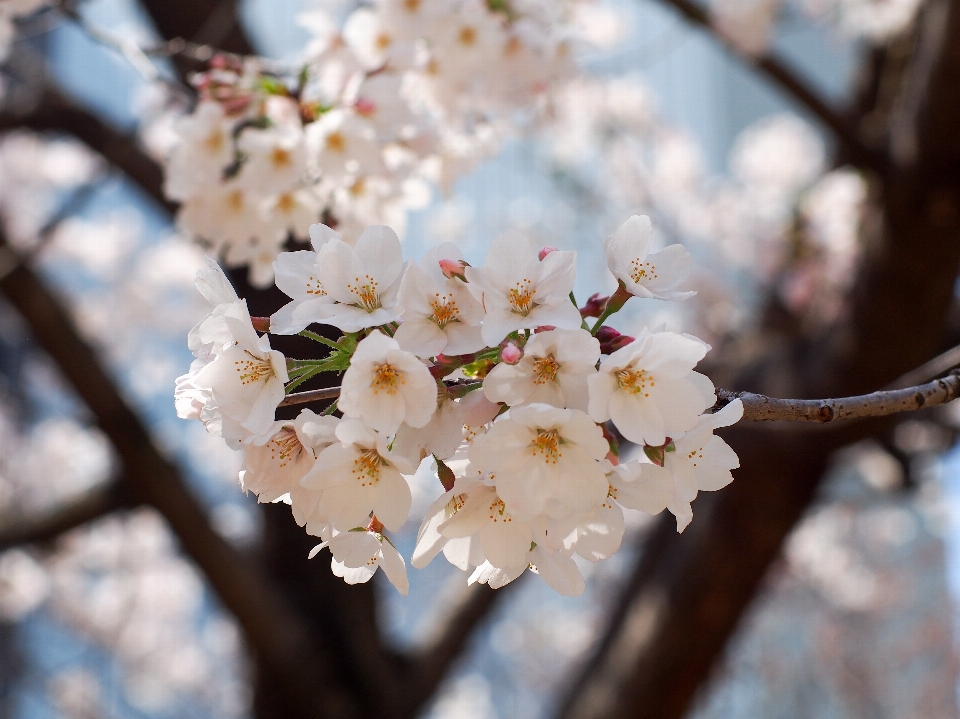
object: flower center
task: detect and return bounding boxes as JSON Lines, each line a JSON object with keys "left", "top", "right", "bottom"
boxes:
{"left": 530, "top": 429, "right": 562, "bottom": 464}
{"left": 429, "top": 293, "right": 460, "bottom": 328}
{"left": 629, "top": 258, "right": 658, "bottom": 285}
{"left": 508, "top": 278, "right": 535, "bottom": 315}
{"left": 616, "top": 367, "right": 654, "bottom": 396}
{"left": 404, "top": 0, "right": 420, "bottom": 11}
{"left": 687, "top": 446, "right": 704, "bottom": 467}
{"left": 270, "top": 147, "right": 291, "bottom": 170}
{"left": 234, "top": 350, "right": 273, "bottom": 385}
{"left": 445, "top": 493, "right": 467, "bottom": 519}
{"left": 487, "top": 498, "right": 513, "bottom": 523}
{"left": 459, "top": 26, "right": 477, "bottom": 47}
{"left": 226, "top": 189, "right": 245, "bottom": 213}
{"left": 602, "top": 483, "right": 617, "bottom": 509}
{"left": 326, "top": 131, "right": 346, "bottom": 153}
{"left": 352, "top": 450, "right": 382, "bottom": 487}
{"left": 347, "top": 274, "right": 381, "bottom": 311}
{"left": 204, "top": 130, "right": 225, "bottom": 153}
{"left": 276, "top": 193, "right": 296, "bottom": 213}
{"left": 268, "top": 428, "right": 303, "bottom": 468}
{"left": 306, "top": 275, "right": 326, "bottom": 296}
{"left": 371, "top": 362, "right": 403, "bottom": 394}
{"left": 376, "top": 33, "right": 392, "bottom": 51}
{"left": 531, "top": 355, "right": 560, "bottom": 384}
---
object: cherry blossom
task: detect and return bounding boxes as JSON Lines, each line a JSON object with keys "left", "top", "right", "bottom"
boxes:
{"left": 588, "top": 328, "right": 715, "bottom": 446}
{"left": 394, "top": 243, "right": 485, "bottom": 358}
{"left": 604, "top": 215, "right": 695, "bottom": 302}
{"left": 469, "top": 404, "right": 609, "bottom": 520}
{"left": 190, "top": 300, "right": 288, "bottom": 439}
{"left": 305, "top": 225, "right": 406, "bottom": 332}
{"left": 482, "top": 328, "right": 599, "bottom": 411}
{"left": 270, "top": 223, "right": 341, "bottom": 334}
{"left": 638, "top": 400, "right": 744, "bottom": 531}
{"left": 465, "top": 230, "right": 581, "bottom": 346}
{"left": 338, "top": 330, "right": 438, "bottom": 435}
{"left": 310, "top": 529, "right": 409, "bottom": 594}
{"left": 300, "top": 419, "right": 414, "bottom": 532}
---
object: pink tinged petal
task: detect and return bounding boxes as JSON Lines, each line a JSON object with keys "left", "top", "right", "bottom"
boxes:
{"left": 573, "top": 502, "right": 625, "bottom": 562}
{"left": 606, "top": 215, "right": 653, "bottom": 277}
{"left": 241, "top": 376, "right": 285, "bottom": 435}
{"left": 273, "top": 250, "right": 320, "bottom": 301}
{"left": 560, "top": 410, "right": 609, "bottom": 460}
{"left": 441, "top": 322, "right": 486, "bottom": 357}
{"left": 438, "top": 489, "right": 494, "bottom": 538}
{"left": 480, "top": 519, "right": 533, "bottom": 570}
{"left": 557, "top": 373, "right": 591, "bottom": 412}
{"left": 647, "top": 379, "right": 711, "bottom": 437}
{"left": 444, "top": 536, "right": 484, "bottom": 571}
{"left": 609, "top": 390, "right": 666, "bottom": 446}
{"left": 411, "top": 490, "right": 454, "bottom": 568}
{"left": 553, "top": 448, "right": 609, "bottom": 512}
{"left": 288, "top": 297, "right": 334, "bottom": 332}
{"left": 482, "top": 362, "right": 527, "bottom": 405}
{"left": 372, "top": 468, "right": 412, "bottom": 531}
{"left": 317, "top": 239, "right": 367, "bottom": 305}
{"left": 703, "top": 434, "right": 740, "bottom": 470}
{"left": 354, "top": 225, "right": 403, "bottom": 287}
{"left": 642, "top": 245, "right": 693, "bottom": 291}
{"left": 587, "top": 372, "right": 617, "bottom": 423}
{"left": 526, "top": 300, "right": 582, "bottom": 332}
{"left": 303, "top": 443, "right": 359, "bottom": 488}
{"left": 621, "top": 463, "right": 674, "bottom": 515}
{"left": 330, "top": 531, "right": 382, "bottom": 567}
{"left": 321, "top": 482, "right": 376, "bottom": 531}
{"left": 468, "top": 561, "right": 526, "bottom": 589}
{"left": 394, "top": 317, "right": 448, "bottom": 358}
{"left": 688, "top": 370, "right": 717, "bottom": 406}
{"left": 532, "top": 250, "right": 577, "bottom": 303}
{"left": 378, "top": 540, "right": 409, "bottom": 595}
{"left": 530, "top": 545, "right": 585, "bottom": 596}
{"left": 309, "top": 223, "right": 340, "bottom": 251}
{"left": 482, "top": 230, "right": 540, "bottom": 288}
{"left": 332, "top": 560, "right": 378, "bottom": 584}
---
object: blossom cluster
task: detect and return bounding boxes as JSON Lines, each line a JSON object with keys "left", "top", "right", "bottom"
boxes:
{"left": 175, "top": 215, "right": 742, "bottom": 595}
{"left": 166, "top": 0, "right": 580, "bottom": 286}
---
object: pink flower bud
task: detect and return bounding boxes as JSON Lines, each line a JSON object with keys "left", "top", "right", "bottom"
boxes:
{"left": 594, "top": 326, "right": 621, "bottom": 342}
{"left": 500, "top": 342, "right": 523, "bottom": 365}
{"left": 580, "top": 292, "right": 608, "bottom": 319}
{"left": 355, "top": 97, "right": 376, "bottom": 116}
{"left": 538, "top": 246, "right": 560, "bottom": 261}
{"left": 534, "top": 325, "right": 556, "bottom": 333}
{"left": 438, "top": 258, "right": 468, "bottom": 280}
{"left": 251, "top": 316, "right": 272, "bottom": 333}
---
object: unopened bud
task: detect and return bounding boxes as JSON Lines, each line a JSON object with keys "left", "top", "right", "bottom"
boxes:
{"left": 606, "top": 451, "right": 619, "bottom": 466}
{"left": 594, "top": 326, "right": 621, "bottom": 342}
{"left": 355, "top": 97, "right": 376, "bottom": 116}
{"left": 251, "top": 316, "right": 272, "bottom": 333}
{"left": 538, "top": 246, "right": 560, "bottom": 261}
{"left": 580, "top": 292, "right": 608, "bottom": 319}
{"left": 534, "top": 325, "right": 556, "bottom": 333}
{"left": 500, "top": 342, "right": 523, "bottom": 365}
{"left": 439, "top": 258, "right": 468, "bottom": 280}
{"left": 607, "top": 334, "right": 635, "bottom": 351}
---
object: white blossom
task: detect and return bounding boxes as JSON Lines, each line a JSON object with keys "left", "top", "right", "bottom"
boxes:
{"left": 270, "top": 224, "right": 341, "bottom": 334}
{"left": 469, "top": 404, "right": 609, "bottom": 520}
{"left": 465, "top": 230, "right": 581, "bottom": 345}
{"left": 190, "top": 300, "right": 288, "bottom": 438}
{"left": 164, "top": 103, "right": 235, "bottom": 201}
{"left": 310, "top": 529, "right": 409, "bottom": 594}
{"left": 604, "top": 215, "right": 695, "bottom": 301}
{"left": 302, "top": 225, "right": 406, "bottom": 332}
{"left": 394, "top": 243, "right": 485, "bottom": 358}
{"left": 236, "top": 125, "right": 306, "bottom": 193}
{"left": 637, "top": 400, "right": 743, "bottom": 531}
{"left": 439, "top": 482, "right": 535, "bottom": 570}
{"left": 588, "top": 328, "right": 715, "bottom": 446}
{"left": 482, "top": 328, "right": 599, "bottom": 411}
{"left": 301, "top": 419, "right": 414, "bottom": 532}
{"left": 338, "top": 330, "right": 437, "bottom": 435}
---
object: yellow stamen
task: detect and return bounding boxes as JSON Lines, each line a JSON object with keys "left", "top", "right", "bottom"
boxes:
{"left": 487, "top": 498, "right": 513, "bottom": 523}
{"left": 616, "top": 367, "right": 654, "bottom": 397}
{"left": 508, "top": 278, "right": 535, "bottom": 315}
{"left": 531, "top": 355, "right": 560, "bottom": 384}
{"left": 352, "top": 450, "right": 382, "bottom": 487}
{"left": 630, "top": 258, "right": 658, "bottom": 285}
{"left": 458, "top": 26, "right": 477, "bottom": 46}
{"left": 270, "top": 147, "right": 291, "bottom": 169}
{"left": 268, "top": 428, "right": 303, "bottom": 469}
{"left": 234, "top": 350, "right": 273, "bottom": 385}
{"left": 531, "top": 429, "right": 562, "bottom": 464}
{"left": 371, "top": 363, "right": 404, "bottom": 394}
{"left": 326, "top": 132, "right": 346, "bottom": 153}
{"left": 347, "top": 274, "right": 381, "bottom": 311}
{"left": 429, "top": 293, "right": 460, "bottom": 328}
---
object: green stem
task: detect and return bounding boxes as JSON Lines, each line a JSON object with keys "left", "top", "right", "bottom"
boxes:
{"left": 321, "top": 399, "right": 339, "bottom": 416}
{"left": 285, "top": 366, "right": 323, "bottom": 394}
{"left": 298, "top": 330, "right": 341, "bottom": 350}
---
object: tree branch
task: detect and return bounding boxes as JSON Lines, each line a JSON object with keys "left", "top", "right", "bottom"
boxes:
{"left": 716, "top": 370, "right": 960, "bottom": 422}
{"left": 649, "top": 0, "right": 888, "bottom": 174}
{"left": 0, "top": 481, "right": 130, "bottom": 551}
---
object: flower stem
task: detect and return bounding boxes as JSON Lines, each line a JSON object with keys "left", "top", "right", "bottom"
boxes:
{"left": 298, "top": 330, "right": 341, "bottom": 350}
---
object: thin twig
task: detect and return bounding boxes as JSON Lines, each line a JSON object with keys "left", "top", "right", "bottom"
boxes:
{"left": 886, "top": 342, "right": 960, "bottom": 389}
{"left": 715, "top": 370, "right": 960, "bottom": 423}
{"left": 649, "top": 0, "right": 888, "bottom": 175}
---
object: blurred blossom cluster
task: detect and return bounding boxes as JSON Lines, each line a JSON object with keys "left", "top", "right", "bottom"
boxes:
{"left": 155, "top": 0, "right": 592, "bottom": 286}
{"left": 0, "top": 510, "right": 249, "bottom": 716}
